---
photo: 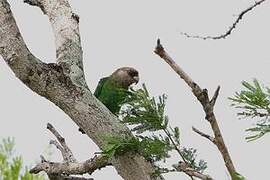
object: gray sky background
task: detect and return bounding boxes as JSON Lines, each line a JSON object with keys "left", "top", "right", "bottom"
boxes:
{"left": 1, "top": 0, "right": 270, "bottom": 179}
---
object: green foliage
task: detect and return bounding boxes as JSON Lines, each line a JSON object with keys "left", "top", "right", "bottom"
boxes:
{"left": 0, "top": 137, "right": 45, "bottom": 180}
{"left": 121, "top": 84, "right": 168, "bottom": 133}
{"left": 229, "top": 79, "right": 270, "bottom": 141}
{"left": 103, "top": 83, "right": 207, "bottom": 175}
{"left": 101, "top": 135, "right": 140, "bottom": 158}
{"left": 245, "top": 124, "right": 270, "bottom": 141}
{"left": 102, "top": 135, "right": 172, "bottom": 162}
{"left": 180, "top": 147, "right": 207, "bottom": 173}
{"left": 229, "top": 79, "right": 270, "bottom": 113}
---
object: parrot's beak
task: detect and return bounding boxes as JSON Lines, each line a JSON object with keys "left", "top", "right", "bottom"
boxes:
{"left": 133, "top": 76, "right": 139, "bottom": 84}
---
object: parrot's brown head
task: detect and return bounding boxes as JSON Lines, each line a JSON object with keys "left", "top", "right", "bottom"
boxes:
{"left": 111, "top": 67, "right": 139, "bottom": 88}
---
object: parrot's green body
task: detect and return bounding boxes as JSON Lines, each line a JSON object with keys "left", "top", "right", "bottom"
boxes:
{"left": 79, "top": 67, "right": 139, "bottom": 134}
{"left": 94, "top": 77, "right": 130, "bottom": 115}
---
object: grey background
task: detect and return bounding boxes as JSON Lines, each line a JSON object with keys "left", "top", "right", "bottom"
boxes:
{"left": 1, "top": 0, "right": 270, "bottom": 179}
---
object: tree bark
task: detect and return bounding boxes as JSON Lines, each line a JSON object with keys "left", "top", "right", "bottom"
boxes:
{"left": 0, "top": 1, "right": 161, "bottom": 179}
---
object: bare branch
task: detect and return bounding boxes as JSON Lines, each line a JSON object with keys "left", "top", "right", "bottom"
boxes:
{"left": 31, "top": 124, "right": 111, "bottom": 179}
{"left": 30, "top": 155, "right": 111, "bottom": 176}
{"left": 192, "top": 127, "right": 216, "bottom": 144}
{"left": 25, "top": 0, "right": 85, "bottom": 86}
{"left": 154, "top": 39, "right": 237, "bottom": 178}
{"left": 40, "top": 155, "right": 47, "bottom": 163}
{"left": 154, "top": 39, "right": 197, "bottom": 89}
{"left": 50, "top": 140, "right": 65, "bottom": 154}
{"left": 47, "top": 123, "right": 76, "bottom": 163}
{"left": 181, "top": 0, "right": 267, "bottom": 40}
{"left": 173, "top": 162, "right": 213, "bottom": 180}
{"left": 210, "top": 86, "right": 220, "bottom": 107}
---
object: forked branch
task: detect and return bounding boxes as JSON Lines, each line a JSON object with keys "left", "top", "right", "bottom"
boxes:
{"left": 30, "top": 123, "right": 111, "bottom": 179}
{"left": 24, "top": 0, "right": 85, "bottom": 86}
{"left": 154, "top": 39, "right": 237, "bottom": 178}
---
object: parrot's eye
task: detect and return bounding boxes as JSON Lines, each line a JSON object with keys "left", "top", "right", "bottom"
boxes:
{"left": 128, "top": 70, "right": 138, "bottom": 77}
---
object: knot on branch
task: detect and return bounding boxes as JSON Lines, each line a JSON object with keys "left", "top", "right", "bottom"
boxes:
{"left": 197, "top": 88, "right": 209, "bottom": 106}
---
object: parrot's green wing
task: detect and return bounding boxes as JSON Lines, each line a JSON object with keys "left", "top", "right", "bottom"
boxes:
{"left": 94, "top": 77, "right": 109, "bottom": 98}
{"left": 94, "top": 77, "right": 130, "bottom": 115}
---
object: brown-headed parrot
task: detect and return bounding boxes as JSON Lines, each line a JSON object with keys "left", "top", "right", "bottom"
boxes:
{"left": 79, "top": 67, "right": 139, "bottom": 133}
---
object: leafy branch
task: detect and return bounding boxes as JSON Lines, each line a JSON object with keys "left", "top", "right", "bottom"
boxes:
{"left": 102, "top": 84, "right": 208, "bottom": 179}
{"left": 0, "top": 137, "right": 45, "bottom": 180}
{"left": 229, "top": 79, "right": 270, "bottom": 141}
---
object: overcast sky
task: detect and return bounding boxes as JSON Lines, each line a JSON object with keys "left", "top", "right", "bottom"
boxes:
{"left": 1, "top": 0, "right": 270, "bottom": 179}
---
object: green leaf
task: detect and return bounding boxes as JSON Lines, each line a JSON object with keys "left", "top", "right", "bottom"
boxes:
{"left": 229, "top": 79, "right": 270, "bottom": 141}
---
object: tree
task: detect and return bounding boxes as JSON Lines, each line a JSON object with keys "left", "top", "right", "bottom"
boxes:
{"left": 0, "top": 0, "right": 266, "bottom": 179}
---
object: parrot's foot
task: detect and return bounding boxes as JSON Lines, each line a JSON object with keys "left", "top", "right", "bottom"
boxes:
{"left": 78, "top": 127, "right": 85, "bottom": 134}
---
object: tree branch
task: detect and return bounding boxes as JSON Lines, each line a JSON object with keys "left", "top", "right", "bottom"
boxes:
{"left": 154, "top": 39, "right": 195, "bottom": 89}
{"left": 0, "top": 0, "right": 43, "bottom": 84}
{"left": 30, "top": 155, "right": 110, "bottom": 176}
{"left": 25, "top": 0, "right": 85, "bottom": 86}
{"left": 181, "top": 0, "right": 266, "bottom": 40}
{"left": 173, "top": 162, "right": 213, "bottom": 180}
{"left": 30, "top": 124, "right": 111, "bottom": 179}
{"left": 154, "top": 39, "right": 237, "bottom": 178}
{"left": 47, "top": 123, "right": 77, "bottom": 163}
{"left": 210, "top": 86, "right": 220, "bottom": 107}
{"left": 192, "top": 127, "right": 216, "bottom": 144}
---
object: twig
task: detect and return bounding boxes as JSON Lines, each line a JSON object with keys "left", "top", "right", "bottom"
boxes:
{"left": 154, "top": 39, "right": 195, "bottom": 88}
{"left": 181, "top": 0, "right": 267, "bottom": 40}
{"left": 173, "top": 162, "right": 213, "bottom": 180}
{"left": 47, "top": 123, "right": 77, "bottom": 163}
{"left": 154, "top": 39, "right": 237, "bottom": 178}
{"left": 210, "top": 86, "right": 220, "bottom": 107}
{"left": 163, "top": 129, "right": 194, "bottom": 180}
{"left": 192, "top": 127, "right": 216, "bottom": 144}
